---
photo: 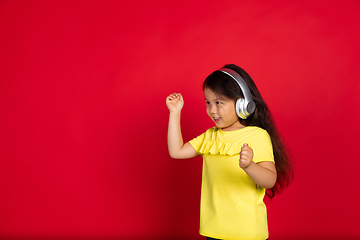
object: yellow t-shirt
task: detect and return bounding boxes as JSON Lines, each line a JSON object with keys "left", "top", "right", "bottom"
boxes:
{"left": 189, "top": 126, "right": 274, "bottom": 240}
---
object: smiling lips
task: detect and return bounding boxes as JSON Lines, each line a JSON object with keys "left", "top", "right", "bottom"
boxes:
{"left": 213, "top": 117, "right": 221, "bottom": 123}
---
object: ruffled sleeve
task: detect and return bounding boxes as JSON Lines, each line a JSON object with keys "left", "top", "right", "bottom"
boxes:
{"left": 197, "top": 139, "right": 242, "bottom": 156}
{"left": 189, "top": 128, "right": 242, "bottom": 156}
{"left": 189, "top": 126, "right": 274, "bottom": 159}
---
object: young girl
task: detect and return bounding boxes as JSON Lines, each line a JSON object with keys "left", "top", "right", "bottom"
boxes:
{"left": 166, "top": 64, "right": 293, "bottom": 240}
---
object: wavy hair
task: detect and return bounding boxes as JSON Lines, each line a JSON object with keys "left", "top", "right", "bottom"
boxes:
{"left": 203, "top": 64, "right": 293, "bottom": 199}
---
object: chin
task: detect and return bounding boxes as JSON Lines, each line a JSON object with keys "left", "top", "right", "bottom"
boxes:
{"left": 215, "top": 124, "right": 224, "bottom": 129}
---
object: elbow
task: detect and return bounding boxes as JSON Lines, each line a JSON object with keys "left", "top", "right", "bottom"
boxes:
{"left": 264, "top": 182, "right": 276, "bottom": 189}
{"left": 257, "top": 173, "right": 277, "bottom": 189}
{"left": 260, "top": 182, "right": 275, "bottom": 189}
{"left": 169, "top": 152, "right": 182, "bottom": 159}
{"left": 265, "top": 176, "right": 277, "bottom": 189}
{"left": 263, "top": 168, "right": 277, "bottom": 189}
{"left": 168, "top": 148, "right": 179, "bottom": 159}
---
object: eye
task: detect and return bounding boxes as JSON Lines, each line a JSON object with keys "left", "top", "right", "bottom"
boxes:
{"left": 216, "top": 101, "right": 222, "bottom": 105}
{"left": 205, "top": 101, "right": 210, "bottom": 105}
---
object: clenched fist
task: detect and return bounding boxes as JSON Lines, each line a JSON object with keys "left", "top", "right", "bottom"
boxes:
{"left": 166, "top": 93, "right": 184, "bottom": 113}
{"left": 239, "top": 143, "right": 254, "bottom": 169}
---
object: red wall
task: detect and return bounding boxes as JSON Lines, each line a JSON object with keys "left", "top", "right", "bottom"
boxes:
{"left": 1, "top": 1, "right": 359, "bottom": 239}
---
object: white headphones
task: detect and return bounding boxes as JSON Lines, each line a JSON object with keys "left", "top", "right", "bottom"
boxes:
{"left": 219, "top": 68, "right": 256, "bottom": 119}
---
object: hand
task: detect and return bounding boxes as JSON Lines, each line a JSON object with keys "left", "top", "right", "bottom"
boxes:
{"left": 239, "top": 143, "right": 254, "bottom": 169}
{"left": 166, "top": 93, "right": 184, "bottom": 113}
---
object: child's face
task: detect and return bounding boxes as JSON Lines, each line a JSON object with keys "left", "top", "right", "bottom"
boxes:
{"left": 204, "top": 87, "right": 244, "bottom": 131}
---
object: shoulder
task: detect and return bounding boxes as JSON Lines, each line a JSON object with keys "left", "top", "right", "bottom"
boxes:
{"left": 245, "top": 127, "right": 271, "bottom": 144}
{"left": 202, "top": 127, "right": 220, "bottom": 136}
{"left": 204, "top": 127, "right": 219, "bottom": 133}
{"left": 243, "top": 126, "right": 270, "bottom": 139}
{"left": 189, "top": 127, "right": 217, "bottom": 144}
{"left": 246, "top": 127, "right": 274, "bottom": 162}
{"left": 244, "top": 126, "right": 267, "bottom": 134}
{"left": 192, "top": 127, "right": 221, "bottom": 139}
{"left": 226, "top": 126, "right": 272, "bottom": 147}
{"left": 246, "top": 127, "right": 273, "bottom": 150}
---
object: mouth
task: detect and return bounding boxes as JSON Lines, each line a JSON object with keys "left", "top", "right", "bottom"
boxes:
{"left": 213, "top": 117, "right": 221, "bottom": 123}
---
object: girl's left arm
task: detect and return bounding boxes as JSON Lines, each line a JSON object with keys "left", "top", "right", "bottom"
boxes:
{"left": 239, "top": 144, "right": 277, "bottom": 189}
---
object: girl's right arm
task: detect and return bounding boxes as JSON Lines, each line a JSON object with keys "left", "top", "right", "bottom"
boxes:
{"left": 166, "top": 93, "right": 199, "bottom": 159}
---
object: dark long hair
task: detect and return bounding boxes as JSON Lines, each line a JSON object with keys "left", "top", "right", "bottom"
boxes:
{"left": 203, "top": 64, "right": 293, "bottom": 199}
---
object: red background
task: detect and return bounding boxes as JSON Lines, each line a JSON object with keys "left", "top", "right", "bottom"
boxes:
{"left": 1, "top": 1, "right": 359, "bottom": 239}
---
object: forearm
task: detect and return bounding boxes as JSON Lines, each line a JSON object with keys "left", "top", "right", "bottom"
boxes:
{"left": 167, "top": 111, "right": 184, "bottom": 158}
{"left": 242, "top": 162, "right": 277, "bottom": 189}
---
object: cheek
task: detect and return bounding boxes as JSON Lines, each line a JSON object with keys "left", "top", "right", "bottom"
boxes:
{"left": 206, "top": 106, "right": 211, "bottom": 115}
{"left": 224, "top": 105, "right": 236, "bottom": 117}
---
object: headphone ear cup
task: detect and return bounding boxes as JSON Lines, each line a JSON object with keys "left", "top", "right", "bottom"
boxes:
{"left": 236, "top": 98, "right": 247, "bottom": 119}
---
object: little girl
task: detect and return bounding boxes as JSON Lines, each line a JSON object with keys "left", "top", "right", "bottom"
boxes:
{"left": 166, "top": 64, "right": 293, "bottom": 240}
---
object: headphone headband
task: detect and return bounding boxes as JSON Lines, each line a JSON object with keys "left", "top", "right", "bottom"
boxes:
{"left": 218, "top": 67, "right": 256, "bottom": 119}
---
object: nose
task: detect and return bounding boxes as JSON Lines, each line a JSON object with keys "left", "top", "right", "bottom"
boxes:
{"left": 210, "top": 104, "right": 217, "bottom": 114}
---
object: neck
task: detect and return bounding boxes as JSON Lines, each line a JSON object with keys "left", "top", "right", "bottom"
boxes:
{"left": 221, "top": 121, "right": 246, "bottom": 131}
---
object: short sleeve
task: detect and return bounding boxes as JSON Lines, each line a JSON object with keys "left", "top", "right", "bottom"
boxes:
{"left": 189, "top": 132, "right": 206, "bottom": 154}
{"left": 249, "top": 130, "right": 274, "bottom": 163}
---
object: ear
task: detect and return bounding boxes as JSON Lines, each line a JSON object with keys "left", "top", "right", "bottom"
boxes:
{"left": 236, "top": 98, "right": 247, "bottom": 119}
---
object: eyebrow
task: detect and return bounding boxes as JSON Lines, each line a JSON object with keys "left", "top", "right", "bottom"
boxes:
{"left": 204, "top": 97, "right": 225, "bottom": 101}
